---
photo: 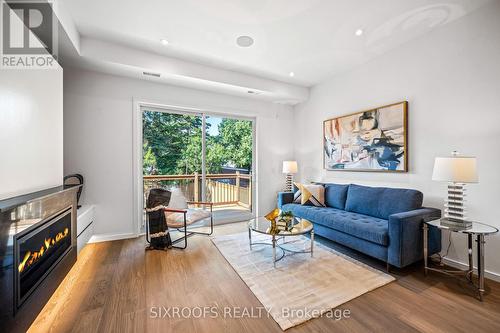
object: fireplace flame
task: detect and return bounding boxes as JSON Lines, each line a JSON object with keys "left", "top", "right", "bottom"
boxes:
{"left": 18, "top": 252, "right": 31, "bottom": 273}
{"left": 18, "top": 227, "right": 70, "bottom": 273}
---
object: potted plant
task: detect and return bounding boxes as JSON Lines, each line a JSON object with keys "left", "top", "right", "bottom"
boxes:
{"left": 278, "top": 211, "right": 294, "bottom": 231}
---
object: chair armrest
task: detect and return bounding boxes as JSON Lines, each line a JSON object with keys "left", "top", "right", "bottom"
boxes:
{"left": 278, "top": 192, "right": 294, "bottom": 209}
{"left": 163, "top": 208, "right": 187, "bottom": 214}
{"left": 388, "top": 207, "right": 441, "bottom": 268}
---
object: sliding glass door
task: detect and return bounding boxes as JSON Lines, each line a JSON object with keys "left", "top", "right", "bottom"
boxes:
{"left": 142, "top": 109, "right": 203, "bottom": 202}
{"left": 142, "top": 107, "right": 254, "bottom": 224}
{"left": 204, "top": 115, "right": 253, "bottom": 220}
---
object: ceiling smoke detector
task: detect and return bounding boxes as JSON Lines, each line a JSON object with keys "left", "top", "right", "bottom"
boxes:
{"left": 237, "top": 35, "right": 254, "bottom": 47}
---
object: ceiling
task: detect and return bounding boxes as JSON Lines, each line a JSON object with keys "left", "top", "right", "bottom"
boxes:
{"left": 63, "top": 0, "right": 491, "bottom": 87}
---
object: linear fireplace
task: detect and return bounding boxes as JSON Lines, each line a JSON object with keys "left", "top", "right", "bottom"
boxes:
{"left": 0, "top": 186, "right": 79, "bottom": 333}
{"left": 15, "top": 208, "right": 72, "bottom": 309}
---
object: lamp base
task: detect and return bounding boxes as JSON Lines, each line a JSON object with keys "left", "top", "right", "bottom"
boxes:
{"left": 441, "top": 182, "right": 472, "bottom": 229}
{"left": 441, "top": 217, "right": 472, "bottom": 229}
{"left": 285, "top": 174, "right": 294, "bottom": 192}
{"left": 444, "top": 183, "right": 468, "bottom": 221}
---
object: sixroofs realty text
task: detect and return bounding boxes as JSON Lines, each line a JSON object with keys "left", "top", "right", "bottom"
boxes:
{"left": 150, "top": 306, "right": 351, "bottom": 320}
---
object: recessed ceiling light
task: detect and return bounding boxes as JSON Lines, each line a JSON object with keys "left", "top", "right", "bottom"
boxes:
{"left": 160, "top": 38, "right": 169, "bottom": 45}
{"left": 143, "top": 71, "right": 161, "bottom": 78}
{"left": 289, "top": 72, "right": 295, "bottom": 77}
{"left": 247, "top": 90, "right": 263, "bottom": 95}
{"left": 237, "top": 35, "right": 254, "bottom": 47}
{"left": 355, "top": 29, "right": 363, "bottom": 36}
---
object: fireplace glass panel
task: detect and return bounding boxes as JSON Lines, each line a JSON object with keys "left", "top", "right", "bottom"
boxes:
{"left": 16, "top": 209, "right": 72, "bottom": 303}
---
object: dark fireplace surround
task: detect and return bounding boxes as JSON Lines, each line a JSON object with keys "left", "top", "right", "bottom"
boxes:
{"left": 0, "top": 186, "right": 79, "bottom": 332}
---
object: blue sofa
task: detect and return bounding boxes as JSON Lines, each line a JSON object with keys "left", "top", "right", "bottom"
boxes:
{"left": 278, "top": 183, "right": 441, "bottom": 268}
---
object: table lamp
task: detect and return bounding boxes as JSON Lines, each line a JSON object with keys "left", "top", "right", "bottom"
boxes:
{"left": 432, "top": 151, "right": 478, "bottom": 227}
{"left": 282, "top": 161, "right": 298, "bottom": 192}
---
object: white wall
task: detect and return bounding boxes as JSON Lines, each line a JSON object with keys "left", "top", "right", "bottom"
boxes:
{"left": 63, "top": 68, "right": 294, "bottom": 238}
{"left": 0, "top": 0, "right": 64, "bottom": 200}
{"left": 0, "top": 68, "right": 64, "bottom": 200}
{"left": 293, "top": 2, "right": 500, "bottom": 278}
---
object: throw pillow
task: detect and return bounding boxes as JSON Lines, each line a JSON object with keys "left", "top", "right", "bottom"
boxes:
{"left": 293, "top": 182, "right": 326, "bottom": 207}
{"left": 293, "top": 183, "right": 301, "bottom": 203}
{"left": 167, "top": 188, "right": 188, "bottom": 209}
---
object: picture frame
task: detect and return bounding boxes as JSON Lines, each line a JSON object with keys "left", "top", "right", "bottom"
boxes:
{"left": 323, "top": 101, "right": 408, "bottom": 172}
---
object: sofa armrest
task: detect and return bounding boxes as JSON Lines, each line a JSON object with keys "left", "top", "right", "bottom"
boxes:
{"left": 388, "top": 207, "right": 441, "bottom": 268}
{"left": 277, "top": 192, "right": 294, "bottom": 209}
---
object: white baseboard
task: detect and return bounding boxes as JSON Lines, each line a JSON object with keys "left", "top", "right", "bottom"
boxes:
{"left": 88, "top": 232, "right": 138, "bottom": 243}
{"left": 442, "top": 257, "right": 500, "bottom": 282}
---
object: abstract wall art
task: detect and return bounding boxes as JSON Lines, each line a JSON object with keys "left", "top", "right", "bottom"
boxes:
{"left": 323, "top": 101, "right": 408, "bottom": 172}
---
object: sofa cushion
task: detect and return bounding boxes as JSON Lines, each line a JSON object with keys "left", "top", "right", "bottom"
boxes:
{"left": 281, "top": 203, "right": 388, "bottom": 246}
{"left": 324, "top": 183, "right": 349, "bottom": 209}
{"left": 345, "top": 184, "right": 423, "bottom": 220}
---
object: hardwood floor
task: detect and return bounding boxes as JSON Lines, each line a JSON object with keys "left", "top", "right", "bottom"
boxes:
{"left": 29, "top": 222, "right": 500, "bottom": 333}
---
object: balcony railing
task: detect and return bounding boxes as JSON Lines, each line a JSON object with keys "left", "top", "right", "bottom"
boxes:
{"left": 143, "top": 172, "right": 252, "bottom": 209}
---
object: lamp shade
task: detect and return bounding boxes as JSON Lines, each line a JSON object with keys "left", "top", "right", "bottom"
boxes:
{"left": 282, "top": 161, "right": 298, "bottom": 174}
{"left": 432, "top": 156, "right": 478, "bottom": 183}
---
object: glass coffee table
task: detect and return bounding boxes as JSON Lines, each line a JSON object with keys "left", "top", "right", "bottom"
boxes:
{"left": 248, "top": 216, "right": 314, "bottom": 267}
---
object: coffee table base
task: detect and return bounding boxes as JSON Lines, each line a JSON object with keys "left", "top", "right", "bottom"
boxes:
{"left": 248, "top": 229, "right": 314, "bottom": 268}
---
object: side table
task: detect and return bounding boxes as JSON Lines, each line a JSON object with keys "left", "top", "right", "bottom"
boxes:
{"left": 423, "top": 219, "right": 498, "bottom": 301}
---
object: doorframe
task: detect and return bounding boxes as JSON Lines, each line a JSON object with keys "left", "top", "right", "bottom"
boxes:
{"left": 132, "top": 100, "right": 257, "bottom": 236}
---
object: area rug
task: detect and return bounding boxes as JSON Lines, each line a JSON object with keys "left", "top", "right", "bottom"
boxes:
{"left": 212, "top": 232, "right": 395, "bottom": 330}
